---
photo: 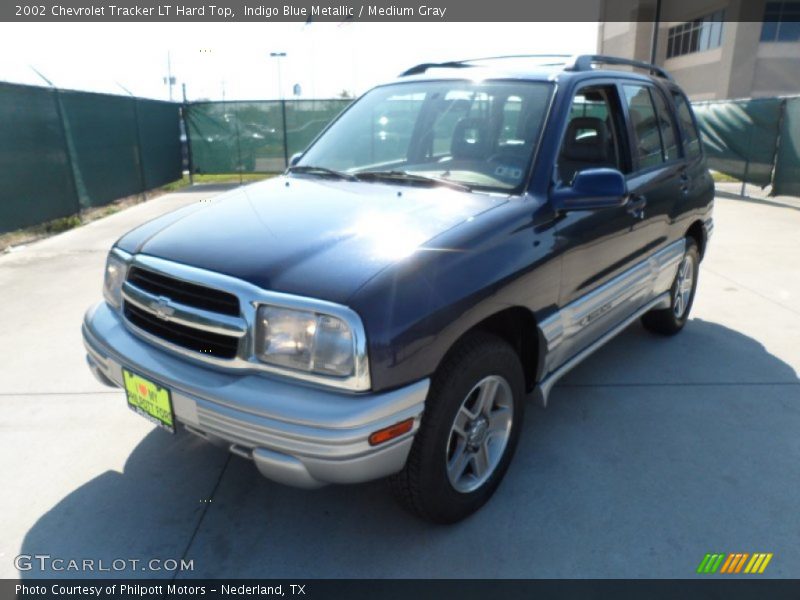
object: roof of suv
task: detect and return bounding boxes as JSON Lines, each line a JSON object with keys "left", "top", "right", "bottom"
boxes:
{"left": 394, "top": 54, "right": 675, "bottom": 88}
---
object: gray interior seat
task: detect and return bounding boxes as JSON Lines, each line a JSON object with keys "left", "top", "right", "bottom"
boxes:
{"left": 559, "top": 116, "right": 614, "bottom": 183}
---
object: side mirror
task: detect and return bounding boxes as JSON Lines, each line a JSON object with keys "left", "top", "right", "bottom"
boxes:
{"left": 289, "top": 152, "right": 303, "bottom": 167}
{"left": 551, "top": 168, "right": 629, "bottom": 212}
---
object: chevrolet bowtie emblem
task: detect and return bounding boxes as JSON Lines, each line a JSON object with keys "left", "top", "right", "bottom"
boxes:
{"left": 151, "top": 296, "right": 175, "bottom": 320}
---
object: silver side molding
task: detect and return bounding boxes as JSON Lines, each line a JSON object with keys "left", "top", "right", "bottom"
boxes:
{"left": 539, "top": 238, "right": 685, "bottom": 376}
{"left": 533, "top": 291, "right": 672, "bottom": 407}
{"left": 534, "top": 238, "right": 686, "bottom": 407}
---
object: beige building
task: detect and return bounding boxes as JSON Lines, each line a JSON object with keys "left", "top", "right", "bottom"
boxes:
{"left": 598, "top": 0, "right": 800, "bottom": 100}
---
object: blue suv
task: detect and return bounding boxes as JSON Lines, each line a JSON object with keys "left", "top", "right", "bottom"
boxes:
{"left": 83, "top": 55, "right": 714, "bottom": 523}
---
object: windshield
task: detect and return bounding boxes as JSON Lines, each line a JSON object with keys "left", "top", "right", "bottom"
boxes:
{"left": 297, "top": 80, "right": 553, "bottom": 193}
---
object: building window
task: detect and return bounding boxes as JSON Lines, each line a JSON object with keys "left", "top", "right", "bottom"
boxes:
{"left": 761, "top": 2, "right": 800, "bottom": 42}
{"left": 666, "top": 10, "right": 725, "bottom": 59}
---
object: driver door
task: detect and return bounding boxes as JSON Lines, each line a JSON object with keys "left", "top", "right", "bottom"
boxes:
{"left": 549, "top": 82, "right": 644, "bottom": 370}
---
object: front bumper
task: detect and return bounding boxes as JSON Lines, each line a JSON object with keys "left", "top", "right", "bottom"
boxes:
{"left": 82, "top": 302, "right": 429, "bottom": 488}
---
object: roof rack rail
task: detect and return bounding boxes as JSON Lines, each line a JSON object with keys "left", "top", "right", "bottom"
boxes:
{"left": 399, "top": 54, "right": 573, "bottom": 77}
{"left": 399, "top": 54, "right": 673, "bottom": 81}
{"left": 399, "top": 61, "right": 472, "bottom": 77}
{"left": 567, "top": 55, "right": 673, "bottom": 81}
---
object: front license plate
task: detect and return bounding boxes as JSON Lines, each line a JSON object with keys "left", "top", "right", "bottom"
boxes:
{"left": 122, "top": 368, "right": 175, "bottom": 434}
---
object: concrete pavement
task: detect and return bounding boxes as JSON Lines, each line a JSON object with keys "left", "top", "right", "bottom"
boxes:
{"left": 1, "top": 185, "right": 798, "bottom": 578}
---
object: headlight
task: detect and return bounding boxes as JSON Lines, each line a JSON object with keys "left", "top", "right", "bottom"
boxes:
{"left": 256, "top": 305, "right": 356, "bottom": 378}
{"left": 103, "top": 250, "right": 129, "bottom": 309}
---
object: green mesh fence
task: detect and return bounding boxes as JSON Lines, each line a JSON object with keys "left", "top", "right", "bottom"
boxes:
{"left": 5, "top": 86, "right": 799, "bottom": 235}
{"left": 136, "top": 99, "right": 184, "bottom": 190}
{"left": 773, "top": 98, "right": 800, "bottom": 197}
{"left": 692, "top": 96, "right": 800, "bottom": 196}
{"left": 692, "top": 98, "right": 782, "bottom": 187}
{"left": 0, "top": 82, "right": 182, "bottom": 234}
{"left": 60, "top": 91, "right": 143, "bottom": 208}
{"left": 0, "top": 82, "right": 78, "bottom": 232}
{"left": 185, "top": 99, "right": 350, "bottom": 174}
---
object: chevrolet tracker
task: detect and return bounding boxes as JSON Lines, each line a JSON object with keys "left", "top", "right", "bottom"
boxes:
{"left": 83, "top": 54, "right": 714, "bottom": 523}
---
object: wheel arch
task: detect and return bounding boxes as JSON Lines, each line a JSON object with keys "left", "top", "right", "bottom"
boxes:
{"left": 686, "top": 219, "right": 707, "bottom": 260}
{"left": 434, "top": 306, "right": 544, "bottom": 394}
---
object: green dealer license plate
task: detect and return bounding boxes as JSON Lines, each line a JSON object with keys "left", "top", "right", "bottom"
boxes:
{"left": 122, "top": 368, "right": 175, "bottom": 433}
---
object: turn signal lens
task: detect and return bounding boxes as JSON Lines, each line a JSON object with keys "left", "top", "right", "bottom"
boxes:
{"left": 368, "top": 418, "right": 415, "bottom": 446}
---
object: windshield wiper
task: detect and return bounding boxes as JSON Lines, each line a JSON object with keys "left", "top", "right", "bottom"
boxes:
{"left": 286, "top": 165, "right": 358, "bottom": 181}
{"left": 354, "top": 170, "right": 471, "bottom": 192}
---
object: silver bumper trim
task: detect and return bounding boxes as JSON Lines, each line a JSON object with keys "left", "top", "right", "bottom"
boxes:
{"left": 83, "top": 301, "right": 429, "bottom": 488}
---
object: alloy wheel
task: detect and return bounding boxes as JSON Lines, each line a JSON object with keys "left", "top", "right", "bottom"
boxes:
{"left": 673, "top": 253, "right": 695, "bottom": 318}
{"left": 445, "top": 375, "right": 514, "bottom": 493}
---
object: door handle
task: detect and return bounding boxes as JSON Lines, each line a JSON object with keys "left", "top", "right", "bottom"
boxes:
{"left": 679, "top": 170, "right": 690, "bottom": 195}
{"left": 626, "top": 194, "right": 647, "bottom": 219}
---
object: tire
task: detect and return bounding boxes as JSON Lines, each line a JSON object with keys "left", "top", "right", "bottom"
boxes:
{"left": 641, "top": 237, "right": 700, "bottom": 335}
{"left": 389, "top": 331, "right": 525, "bottom": 524}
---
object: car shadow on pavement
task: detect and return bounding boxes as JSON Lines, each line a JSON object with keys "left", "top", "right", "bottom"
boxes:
{"left": 19, "top": 318, "right": 800, "bottom": 578}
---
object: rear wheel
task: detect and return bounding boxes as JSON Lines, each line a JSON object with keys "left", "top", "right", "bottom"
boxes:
{"left": 642, "top": 237, "right": 700, "bottom": 335}
{"left": 389, "top": 332, "right": 525, "bottom": 523}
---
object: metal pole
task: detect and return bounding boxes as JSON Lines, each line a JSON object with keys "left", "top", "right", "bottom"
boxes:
{"left": 741, "top": 125, "right": 754, "bottom": 197}
{"left": 277, "top": 60, "right": 283, "bottom": 100}
{"left": 740, "top": 161, "right": 749, "bottom": 196}
{"left": 768, "top": 99, "right": 787, "bottom": 196}
{"left": 182, "top": 82, "right": 194, "bottom": 185}
{"left": 270, "top": 51, "right": 287, "bottom": 100}
{"left": 280, "top": 98, "right": 289, "bottom": 169}
{"left": 53, "top": 88, "right": 83, "bottom": 220}
{"left": 31, "top": 66, "right": 82, "bottom": 219}
{"left": 131, "top": 97, "right": 148, "bottom": 201}
{"left": 649, "top": 0, "right": 662, "bottom": 65}
{"left": 270, "top": 52, "right": 289, "bottom": 169}
{"left": 167, "top": 51, "right": 174, "bottom": 101}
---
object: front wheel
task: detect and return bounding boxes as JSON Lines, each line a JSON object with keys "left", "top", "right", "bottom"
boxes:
{"left": 642, "top": 237, "right": 700, "bottom": 335}
{"left": 389, "top": 332, "right": 525, "bottom": 523}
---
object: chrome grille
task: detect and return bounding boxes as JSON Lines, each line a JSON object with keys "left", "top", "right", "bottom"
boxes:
{"left": 123, "top": 302, "right": 239, "bottom": 359}
{"left": 121, "top": 266, "right": 246, "bottom": 360}
{"left": 127, "top": 266, "right": 239, "bottom": 316}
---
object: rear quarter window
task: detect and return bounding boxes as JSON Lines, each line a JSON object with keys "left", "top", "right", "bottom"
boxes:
{"left": 671, "top": 91, "right": 702, "bottom": 159}
{"left": 622, "top": 84, "right": 665, "bottom": 170}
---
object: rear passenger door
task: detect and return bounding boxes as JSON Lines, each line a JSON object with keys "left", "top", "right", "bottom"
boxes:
{"left": 670, "top": 90, "right": 715, "bottom": 223}
{"left": 619, "top": 82, "right": 686, "bottom": 258}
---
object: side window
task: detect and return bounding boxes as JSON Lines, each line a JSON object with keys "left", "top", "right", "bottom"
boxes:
{"left": 650, "top": 89, "right": 680, "bottom": 161}
{"left": 672, "top": 92, "right": 702, "bottom": 159}
{"left": 557, "top": 86, "right": 624, "bottom": 185}
{"left": 623, "top": 85, "right": 665, "bottom": 170}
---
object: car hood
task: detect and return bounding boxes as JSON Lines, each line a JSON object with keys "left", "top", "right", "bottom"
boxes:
{"left": 122, "top": 176, "right": 508, "bottom": 304}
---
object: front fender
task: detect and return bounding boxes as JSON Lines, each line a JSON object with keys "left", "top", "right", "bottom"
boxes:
{"left": 350, "top": 199, "right": 561, "bottom": 392}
